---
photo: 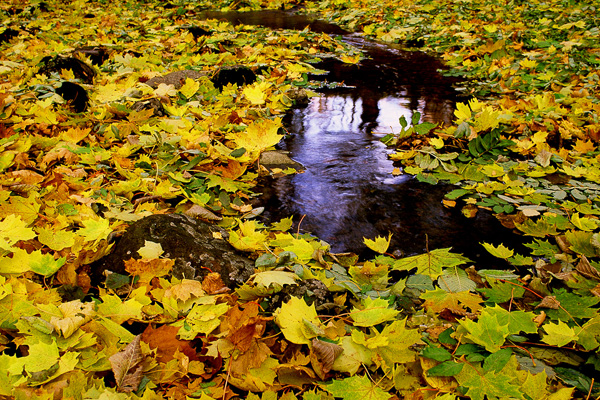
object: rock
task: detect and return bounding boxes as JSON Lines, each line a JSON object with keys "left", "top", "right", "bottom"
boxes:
{"left": 131, "top": 98, "right": 167, "bottom": 117}
{"left": 210, "top": 65, "right": 256, "bottom": 90}
{"left": 259, "top": 150, "right": 304, "bottom": 172}
{"left": 73, "top": 46, "right": 110, "bottom": 66}
{"left": 145, "top": 70, "right": 207, "bottom": 89}
{"left": 0, "top": 28, "right": 19, "bottom": 44}
{"left": 91, "top": 214, "right": 255, "bottom": 288}
{"left": 56, "top": 81, "right": 89, "bottom": 113}
{"left": 37, "top": 56, "right": 96, "bottom": 84}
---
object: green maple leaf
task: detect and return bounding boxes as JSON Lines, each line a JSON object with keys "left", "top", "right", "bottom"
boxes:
{"left": 478, "top": 278, "right": 525, "bottom": 303}
{"left": 458, "top": 311, "right": 510, "bottom": 352}
{"left": 577, "top": 316, "right": 600, "bottom": 351}
{"left": 515, "top": 218, "right": 559, "bottom": 237}
{"left": 350, "top": 297, "right": 399, "bottom": 327}
{"left": 29, "top": 251, "right": 66, "bottom": 277}
{"left": 324, "top": 375, "right": 391, "bottom": 400}
{"left": 392, "top": 248, "right": 471, "bottom": 279}
{"left": 542, "top": 320, "right": 578, "bottom": 347}
{"left": 544, "top": 288, "right": 599, "bottom": 320}
{"left": 485, "top": 305, "right": 538, "bottom": 335}
{"left": 457, "top": 366, "right": 524, "bottom": 400}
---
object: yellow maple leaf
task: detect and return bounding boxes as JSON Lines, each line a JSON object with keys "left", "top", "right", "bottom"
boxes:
{"left": 37, "top": 227, "right": 76, "bottom": 251}
{"left": 50, "top": 300, "right": 95, "bottom": 338}
{"left": 228, "top": 220, "right": 269, "bottom": 252}
{"left": 60, "top": 126, "right": 90, "bottom": 143}
{"left": 363, "top": 234, "right": 392, "bottom": 254}
{"left": 340, "top": 54, "right": 361, "bottom": 64}
{"left": 137, "top": 240, "right": 164, "bottom": 259}
{"left": 572, "top": 139, "right": 595, "bottom": 154}
{"left": 77, "top": 217, "right": 112, "bottom": 244}
{"left": 229, "top": 118, "right": 283, "bottom": 162}
{"left": 454, "top": 102, "right": 471, "bottom": 122}
{"left": 179, "top": 77, "right": 200, "bottom": 99}
{"left": 243, "top": 82, "right": 271, "bottom": 105}
{"left": 0, "top": 214, "right": 36, "bottom": 251}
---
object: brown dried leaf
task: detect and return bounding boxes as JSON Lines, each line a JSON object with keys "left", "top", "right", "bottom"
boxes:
{"left": 533, "top": 310, "right": 546, "bottom": 327}
{"left": 164, "top": 279, "right": 206, "bottom": 301}
{"left": 576, "top": 255, "right": 600, "bottom": 281}
{"left": 109, "top": 335, "right": 144, "bottom": 393}
{"left": 311, "top": 338, "right": 343, "bottom": 374}
{"left": 535, "top": 295, "right": 560, "bottom": 310}
{"left": 202, "top": 272, "right": 229, "bottom": 295}
{"left": 184, "top": 204, "right": 222, "bottom": 221}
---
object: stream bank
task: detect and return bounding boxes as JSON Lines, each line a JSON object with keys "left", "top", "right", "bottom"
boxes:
{"left": 199, "top": 10, "right": 526, "bottom": 263}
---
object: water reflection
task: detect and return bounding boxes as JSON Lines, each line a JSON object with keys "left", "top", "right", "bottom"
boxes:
{"left": 198, "top": 10, "right": 524, "bottom": 263}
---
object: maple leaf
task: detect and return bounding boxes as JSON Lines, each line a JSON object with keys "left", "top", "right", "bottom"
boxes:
{"left": 274, "top": 296, "right": 324, "bottom": 344}
{"left": 124, "top": 258, "right": 174, "bottom": 282}
{"left": 392, "top": 248, "right": 471, "bottom": 279}
{"left": 577, "top": 316, "right": 600, "bottom": 351}
{"left": 36, "top": 227, "right": 76, "bottom": 251}
{"left": 456, "top": 364, "right": 524, "bottom": 400}
{"left": 178, "top": 302, "right": 230, "bottom": 340}
{"left": 542, "top": 320, "right": 578, "bottom": 347}
{"left": 141, "top": 325, "right": 198, "bottom": 364}
{"left": 324, "top": 375, "right": 391, "bottom": 400}
{"left": 243, "top": 81, "right": 271, "bottom": 105}
{"left": 137, "top": 240, "right": 164, "bottom": 259}
{"left": 420, "top": 289, "right": 483, "bottom": 314}
{"left": 363, "top": 233, "right": 392, "bottom": 254}
{"left": 109, "top": 335, "right": 144, "bottom": 393}
{"left": 332, "top": 336, "right": 374, "bottom": 375}
{"left": 572, "top": 139, "right": 595, "bottom": 154}
{"left": 349, "top": 297, "right": 399, "bottom": 327}
{"left": 228, "top": 118, "right": 283, "bottom": 162}
{"left": 77, "top": 217, "right": 113, "bottom": 245}
{"left": 0, "top": 193, "right": 41, "bottom": 224}
{"left": 228, "top": 219, "right": 269, "bottom": 252}
{"left": 458, "top": 312, "right": 510, "bottom": 352}
{"left": 179, "top": 77, "right": 200, "bottom": 99}
{"left": 481, "top": 242, "right": 514, "bottom": 259}
{"left": 0, "top": 214, "right": 36, "bottom": 251}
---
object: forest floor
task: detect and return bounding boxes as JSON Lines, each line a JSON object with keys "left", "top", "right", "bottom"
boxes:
{"left": 0, "top": 0, "right": 599, "bottom": 399}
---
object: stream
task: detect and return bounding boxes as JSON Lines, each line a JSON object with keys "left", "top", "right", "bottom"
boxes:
{"left": 199, "top": 10, "right": 526, "bottom": 264}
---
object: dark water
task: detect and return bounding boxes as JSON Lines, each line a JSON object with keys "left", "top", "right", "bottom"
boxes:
{"left": 200, "top": 11, "right": 526, "bottom": 265}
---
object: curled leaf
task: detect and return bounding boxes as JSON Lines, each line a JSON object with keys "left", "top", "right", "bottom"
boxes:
{"left": 312, "top": 339, "right": 343, "bottom": 373}
{"left": 109, "top": 335, "right": 144, "bottom": 393}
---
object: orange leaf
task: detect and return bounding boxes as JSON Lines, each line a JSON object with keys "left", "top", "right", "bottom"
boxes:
{"left": 142, "top": 325, "right": 198, "bottom": 364}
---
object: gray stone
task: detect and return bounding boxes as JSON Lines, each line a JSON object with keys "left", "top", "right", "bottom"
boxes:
{"left": 92, "top": 214, "right": 254, "bottom": 288}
